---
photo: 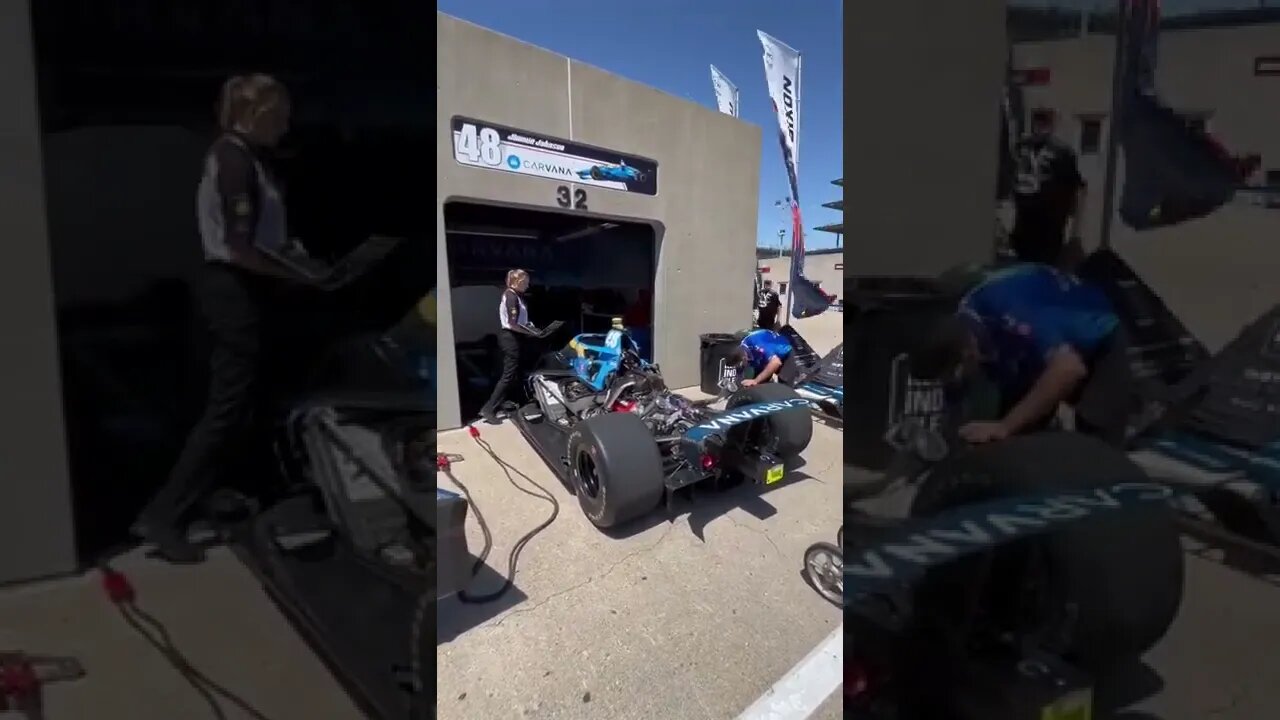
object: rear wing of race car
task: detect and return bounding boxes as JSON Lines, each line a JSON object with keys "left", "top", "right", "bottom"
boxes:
{"left": 680, "top": 398, "right": 811, "bottom": 462}
{"left": 683, "top": 398, "right": 811, "bottom": 441}
{"left": 844, "top": 480, "right": 1177, "bottom": 603}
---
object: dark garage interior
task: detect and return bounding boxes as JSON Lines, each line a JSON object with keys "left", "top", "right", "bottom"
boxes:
{"left": 29, "top": 1, "right": 431, "bottom": 562}
{"left": 444, "top": 201, "right": 657, "bottom": 422}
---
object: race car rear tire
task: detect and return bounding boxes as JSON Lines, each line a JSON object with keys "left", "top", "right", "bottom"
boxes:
{"left": 909, "top": 432, "right": 1184, "bottom": 671}
{"left": 727, "top": 383, "right": 813, "bottom": 457}
{"left": 567, "top": 412, "right": 665, "bottom": 529}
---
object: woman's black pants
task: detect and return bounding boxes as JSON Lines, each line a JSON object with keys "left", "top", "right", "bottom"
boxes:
{"left": 140, "top": 262, "right": 271, "bottom": 530}
{"left": 480, "top": 329, "right": 521, "bottom": 416}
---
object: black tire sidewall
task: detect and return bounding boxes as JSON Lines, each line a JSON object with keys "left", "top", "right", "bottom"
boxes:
{"left": 567, "top": 412, "right": 665, "bottom": 528}
{"left": 910, "top": 431, "right": 1184, "bottom": 669}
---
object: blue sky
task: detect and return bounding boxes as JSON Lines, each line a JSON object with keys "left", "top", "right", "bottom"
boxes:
{"left": 436, "top": 0, "right": 844, "bottom": 251}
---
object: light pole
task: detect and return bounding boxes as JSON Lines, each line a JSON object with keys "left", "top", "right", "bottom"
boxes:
{"left": 773, "top": 197, "right": 791, "bottom": 257}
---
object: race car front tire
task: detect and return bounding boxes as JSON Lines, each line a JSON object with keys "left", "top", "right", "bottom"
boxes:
{"left": 908, "top": 431, "right": 1185, "bottom": 672}
{"left": 726, "top": 383, "right": 813, "bottom": 457}
{"left": 567, "top": 412, "right": 665, "bottom": 529}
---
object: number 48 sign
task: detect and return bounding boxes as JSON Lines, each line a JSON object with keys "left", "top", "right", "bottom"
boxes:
{"left": 455, "top": 123, "right": 504, "bottom": 167}
{"left": 450, "top": 116, "right": 659, "bottom": 197}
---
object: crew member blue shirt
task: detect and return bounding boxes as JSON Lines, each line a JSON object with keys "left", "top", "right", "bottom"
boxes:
{"left": 741, "top": 329, "right": 793, "bottom": 375}
{"left": 959, "top": 264, "right": 1119, "bottom": 395}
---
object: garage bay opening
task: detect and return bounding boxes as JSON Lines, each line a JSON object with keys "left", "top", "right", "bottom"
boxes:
{"left": 444, "top": 201, "right": 657, "bottom": 422}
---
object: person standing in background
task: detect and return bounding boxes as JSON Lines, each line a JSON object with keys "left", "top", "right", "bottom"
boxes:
{"left": 1011, "top": 109, "right": 1087, "bottom": 268}
{"left": 756, "top": 278, "right": 782, "bottom": 329}
{"left": 134, "top": 74, "right": 303, "bottom": 563}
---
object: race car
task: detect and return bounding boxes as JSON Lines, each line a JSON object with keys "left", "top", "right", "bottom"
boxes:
{"left": 790, "top": 342, "right": 844, "bottom": 422}
{"left": 754, "top": 325, "right": 843, "bottom": 422}
{"left": 576, "top": 160, "right": 647, "bottom": 184}
{"left": 842, "top": 419, "right": 1185, "bottom": 719}
{"left": 513, "top": 325, "right": 813, "bottom": 528}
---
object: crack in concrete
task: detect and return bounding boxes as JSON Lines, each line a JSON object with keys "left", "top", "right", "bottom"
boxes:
{"left": 725, "top": 515, "right": 783, "bottom": 559}
{"left": 476, "top": 521, "right": 682, "bottom": 632}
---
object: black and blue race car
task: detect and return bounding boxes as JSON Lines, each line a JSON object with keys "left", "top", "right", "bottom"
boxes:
{"left": 576, "top": 160, "right": 647, "bottom": 184}
{"left": 513, "top": 327, "right": 812, "bottom": 529}
{"left": 751, "top": 325, "right": 843, "bottom": 423}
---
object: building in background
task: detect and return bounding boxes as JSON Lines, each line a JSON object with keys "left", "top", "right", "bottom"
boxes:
{"left": 437, "top": 13, "right": 761, "bottom": 428}
{"left": 814, "top": 177, "right": 843, "bottom": 247}
{"left": 756, "top": 248, "right": 843, "bottom": 302}
{"left": 1013, "top": 12, "right": 1280, "bottom": 351}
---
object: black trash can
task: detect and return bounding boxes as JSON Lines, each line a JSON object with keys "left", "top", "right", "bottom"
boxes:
{"left": 699, "top": 332, "right": 742, "bottom": 395}
{"left": 844, "top": 277, "right": 955, "bottom": 470}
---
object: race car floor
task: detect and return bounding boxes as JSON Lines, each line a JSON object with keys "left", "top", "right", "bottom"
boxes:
{"left": 435, "top": 390, "right": 846, "bottom": 720}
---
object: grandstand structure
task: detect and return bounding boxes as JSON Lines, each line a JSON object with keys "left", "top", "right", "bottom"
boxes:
{"left": 814, "top": 178, "right": 842, "bottom": 246}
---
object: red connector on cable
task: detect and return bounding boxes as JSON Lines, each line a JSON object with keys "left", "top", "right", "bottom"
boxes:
{"left": 467, "top": 424, "right": 480, "bottom": 439}
{"left": 0, "top": 652, "right": 85, "bottom": 711}
{"left": 100, "top": 566, "right": 136, "bottom": 605}
{"left": 0, "top": 657, "right": 38, "bottom": 700}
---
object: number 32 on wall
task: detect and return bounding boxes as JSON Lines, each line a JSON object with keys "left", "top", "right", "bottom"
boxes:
{"left": 556, "top": 186, "right": 588, "bottom": 211}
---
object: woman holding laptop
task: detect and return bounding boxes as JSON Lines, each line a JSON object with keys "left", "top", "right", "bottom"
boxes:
{"left": 134, "top": 74, "right": 304, "bottom": 563}
{"left": 479, "top": 268, "right": 541, "bottom": 424}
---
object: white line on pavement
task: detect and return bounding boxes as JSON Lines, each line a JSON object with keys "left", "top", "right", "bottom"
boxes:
{"left": 736, "top": 624, "right": 843, "bottom": 720}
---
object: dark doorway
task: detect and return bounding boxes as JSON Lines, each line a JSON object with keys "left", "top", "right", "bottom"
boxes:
{"left": 444, "top": 201, "right": 657, "bottom": 422}
{"left": 30, "top": 1, "right": 430, "bottom": 562}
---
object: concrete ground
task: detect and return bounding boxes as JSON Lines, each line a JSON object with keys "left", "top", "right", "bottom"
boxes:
{"left": 0, "top": 547, "right": 364, "bottom": 720}
{"left": 435, "top": 400, "right": 844, "bottom": 720}
{"left": 1111, "top": 538, "right": 1280, "bottom": 720}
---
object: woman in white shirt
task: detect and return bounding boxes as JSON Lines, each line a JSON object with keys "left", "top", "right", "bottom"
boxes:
{"left": 135, "top": 74, "right": 303, "bottom": 563}
{"left": 479, "top": 268, "right": 536, "bottom": 423}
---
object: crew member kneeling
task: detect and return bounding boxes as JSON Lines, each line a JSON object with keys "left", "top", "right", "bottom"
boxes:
{"left": 729, "top": 328, "right": 799, "bottom": 387}
{"left": 911, "top": 264, "right": 1131, "bottom": 446}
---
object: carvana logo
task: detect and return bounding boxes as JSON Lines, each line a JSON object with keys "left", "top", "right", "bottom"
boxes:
{"left": 507, "top": 154, "right": 521, "bottom": 169}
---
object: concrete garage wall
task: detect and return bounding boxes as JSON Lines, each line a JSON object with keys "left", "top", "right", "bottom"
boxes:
{"left": 844, "top": 0, "right": 1008, "bottom": 277}
{"left": 1016, "top": 27, "right": 1280, "bottom": 350}
{"left": 436, "top": 13, "right": 762, "bottom": 428}
{"left": 0, "top": 0, "right": 78, "bottom": 584}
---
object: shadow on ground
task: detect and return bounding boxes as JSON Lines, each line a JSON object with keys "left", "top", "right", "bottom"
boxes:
{"left": 1097, "top": 661, "right": 1166, "bottom": 719}
{"left": 594, "top": 455, "right": 819, "bottom": 542}
{"left": 438, "top": 453, "right": 831, "bottom": 641}
{"left": 437, "top": 563, "right": 530, "bottom": 644}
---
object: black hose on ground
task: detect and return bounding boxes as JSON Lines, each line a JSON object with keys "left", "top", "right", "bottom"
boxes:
{"left": 439, "top": 423, "right": 560, "bottom": 605}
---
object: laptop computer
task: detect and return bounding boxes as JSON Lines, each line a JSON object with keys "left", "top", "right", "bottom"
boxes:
{"left": 262, "top": 235, "right": 404, "bottom": 291}
{"left": 525, "top": 320, "right": 564, "bottom": 339}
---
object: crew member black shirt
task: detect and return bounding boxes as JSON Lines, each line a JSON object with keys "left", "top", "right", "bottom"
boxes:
{"left": 757, "top": 289, "right": 781, "bottom": 328}
{"left": 1012, "top": 137, "right": 1085, "bottom": 229}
